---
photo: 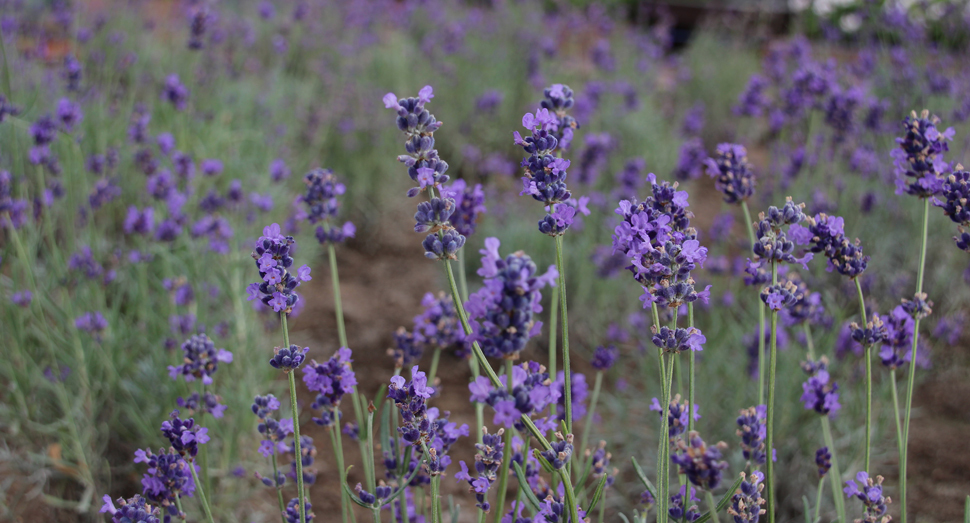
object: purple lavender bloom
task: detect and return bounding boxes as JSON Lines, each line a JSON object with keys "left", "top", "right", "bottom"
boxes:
{"left": 668, "top": 485, "right": 701, "bottom": 522}
{"left": 890, "top": 110, "right": 954, "bottom": 198}
{"left": 673, "top": 138, "right": 708, "bottom": 181}
{"left": 815, "top": 447, "right": 832, "bottom": 478}
{"left": 538, "top": 432, "right": 574, "bottom": 470}
{"left": 11, "top": 290, "right": 32, "bottom": 307}
{"left": 133, "top": 447, "right": 195, "bottom": 520}
{"left": 155, "top": 219, "right": 183, "bottom": 242}
{"left": 671, "top": 431, "right": 728, "bottom": 490}
{"left": 160, "top": 410, "right": 209, "bottom": 459}
{"left": 455, "top": 428, "right": 504, "bottom": 512}
{"left": 284, "top": 498, "right": 313, "bottom": 523}
{"left": 879, "top": 305, "right": 927, "bottom": 370}
{"left": 63, "top": 55, "right": 82, "bottom": 92}
{"left": 475, "top": 90, "right": 503, "bottom": 112}
{"left": 414, "top": 197, "right": 456, "bottom": 233}
{"left": 156, "top": 133, "right": 175, "bottom": 155}
{"left": 850, "top": 313, "right": 887, "bottom": 348}
{"left": 270, "top": 344, "right": 309, "bottom": 372}
{"left": 760, "top": 280, "right": 801, "bottom": 311}
{"left": 575, "top": 132, "right": 613, "bottom": 185}
{"left": 129, "top": 105, "right": 151, "bottom": 144}
{"left": 936, "top": 168, "right": 970, "bottom": 226}
{"left": 100, "top": 494, "right": 161, "bottom": 523}
{"left": 303, "top": 347, "right": 357, "bottom": 426}
{"left": 736, "top": 405, "right": 768, "bottom": 465}
{"left": 554, "top": 370, "right": 589, "bottom": 423}
{"left": 465, "top": 237, "right": 557, "bottom": 359}
{"left": 727, "top": 471, "right": 766, "bottom": 522}
{"left": 412, "top": 292, "right": 465, "bottom": 356}
{"left": 843, "top": 472, "right": 891, "bottom": 523}
{"left": 88, "top": 178, "right": 121, "bottom": 209}
{"left": 800, "top": 360, "right": 840, "bottom": 417}
{"left": 704, "top": 144, "right": 756, "bottom": 204}
{"left": 68, "top": 246, "right": 105, "bottom": 280}
{"left": 422, "top": 229, "right": 465, "bottom": 261}
{"left": 652, "top": 325, "right": 706, "bottom": 353}
{"left": 590, "top": 345, "right": 618, "bottom": 370}
{"left": 441, "top": 179, "right": 486, "bottom": 238}
{"left": 790, "top": 213, "right": 868, "bottom": 278}
{"left": 187, "top": 6, "right": 209, "bottom": 50}
{"left": 75, "top": 311, "right": 109, "bottom": 336}
{"left": 539, "top": 83, "right": 579, "bottom": 148}
{"left": 167, "top": 334, "right": 232, "bottom": 385}
{"left": 249, "top": 223, "right": 310, "bottom": 314}
{"left": 735, "top": 75, "right": 769, "bottom": 117}
{"left": 258, "top": 0, "right": 276, "bottom": 19}
{"left": 270, "top": 159, "right": 290, "bottom": 182}
{"left": 469, "top": 361, "right": 559, "bottom": 433}
{"left": 124, "top": 206, "right": 155, "bottom": 235}
{"left": 536, "top": 498, "right": 587, "bottom": 523}
{"left": 383, "top": 86, "right": 449, "bottom": 198}
{"left": 388, "top": 327, "right": 423, "bottom": 369}
{"left": 387, "top": 365, "right": 437, "bottom": 445}
{"left": 162, "top": 74, "right": 189, "bottom": 111}
{"left": 56, "top": 98, "right": 83, "bottom": 132}
{"left": 515, "top": 111, "right": 573, "bottom": 209}
{"left": 200, "top": 159, "right": 223, "bottom": 176}
{"left": 681, "top": 103, "right": 705, "bottom": 136}
{"left": 650, "top": 394, "right": 700, "bottom": 443}
{"left": 177, "top": 391, "right": 227, "bottom": 418}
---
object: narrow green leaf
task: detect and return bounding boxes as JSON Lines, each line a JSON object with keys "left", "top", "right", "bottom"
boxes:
{"left": 692, "top": 474, "right": 744, "bottom": 523}
{"left": 341, "top": 480, "right": 371, "bottom": 508}
{"left": 512, "top": 461, "right": 543, "bottom": 512}
{"left": 630, "top": 457, "right": 658, "bottom": 501}
{"left": 585, "top": 473, "right": 608, "bottom": 514}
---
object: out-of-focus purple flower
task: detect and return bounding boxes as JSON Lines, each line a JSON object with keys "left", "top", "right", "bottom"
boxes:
{"left": 129, "top": 104, "right": 151, "bottom": 144}
{"left": 936, "top": 168, "right": 970, "bottom": 226}
{"left": 124, "top": 206, "right": 155, "bottom": 235}
{"left": 704, "top": 143, "right": 756, "bottom": 204}
{"left": 270, "top": 159, "right": 290, "bottom": 182}
{"left": 177, "top": 392, "right": 227, "bottom": 419}
{"left": 88, "top": 178, "right": 121, "bottom": 209}
{"left": 162, "top": 74, "right": 189, "bottom": 111}
{"left": 590, "top": 345, "right": 618, "bottom": 370}
{"left": 843, "top": 472, "right": 891, "bottom": 523}
{"left": 188, "top": 5, "right": 209, "bottom": 50}
{"left": 284, "top": 498, "right": 313, "bottom": 523}
{"left": 735, "top": 75, "right": 769, "bottom": 117}
{"left": 736, "top": 405, "right": 768, "bottom": 465}
{"left": 668, "top": 485, "right": 701, "bottom": 522}
{"left": 890, "top": 110, "right": 954, "bottom": 198}
{"left": 671, "top": 431, "right": 728, "bottom": 490}
{"left": 800, "top": 358, "right": 840, "bottom": 417}
{"left": 575, "top": 132, "right": 613, "bottom": 185}
{"left": 75, "top": 311, "right": 109, "bottom": 337}
{"left": 441, "top": 179, "right": 486, "bottom": 238}
{"left": 156, "top": 133, "right": 175, "bottom": 155}
{"left": 201, "top": 159, "right": 223, "bottom": 176}
{"left": 304, "top": 347, "right": 357, "bottom": 426}
{"left": 11, "top": 290, "right": 32, "bottom": 307}
{"left": 100, "top": 494, "right": 161, "bottom": 523}
{"left": 475, "top": 90, "right": 503, "bottom": 112}
{"left": 728, "top": 471, "right": 766, "bottom": 522}
{"left": 56, "top": 98, "right": 83, "bottom": 132}
{"left": 673, "top": 138, "right": 707, "bottom": 181}
{"left": 650, "top": 394, "right": 700, "bottom": 443}
{"left": 167, "top": 334, "right": 232, "bottom": 385}
{"left": 815, "top": 447, "right": 831, "bottom": 478}
{"left": 682, "top": 103, "right": 705, "bottom": 136}
{"left": 63, "top": 55, "right": 82, "bottom": 92}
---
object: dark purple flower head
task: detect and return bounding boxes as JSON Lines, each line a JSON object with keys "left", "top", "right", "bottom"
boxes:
{"left": 901, "top": 292, "right": 932, "bottom": 320}
{"left": 100, "top": 494, "right": 161, "bottom": 523}
{"left": 936, "top": 168, "right": 970, "bottom": 226}
{"left": 422, "top": 229, "right": 465, "bottom": 260}
{"left": 187, "top": 5, "right": 209, "bottom": 50}
{"left": 160, "top": 410, "right": 209, "bottom": 459}
{"left": 465, "top": 237, "right": 557, "bottom": 359}
{"left": 388, "top": 327, "right": 423, "bottom": 368}
{"left": 843, "top": 472, "right": 891, "bottom": 523}
{"left": 539, "top": 432, "right": 574, "bottom": 471}
{"left": 63, "top": 55, "right": 82, "bottom": 92}
{"left": 671, "top": 431, "right": 728, "bottom": 491}
{"left": 252, "top": 394, "right": 281, "bottom": 420}
{"left": 56, "top": 98, "right": 83, "bottom": 132}
{"left": 673, "top": 138, "right": 708, "bottom": 181}
{"left": 735, "top": 75, "right": 769, "bottom": 117}
{"left": 200, "top": 159, "right": 223, "bottom": 176}
{"left": 652, "top": 325, "right": 706, "bottom": 353}
{"left": 133, "top": 447, "right": 195, "bottom": 518}
{"left": 727, "top": 471, "right": 766, "bottom": 523}
{"left": 302, "top": 168, "right": 355, "bottom": 245}
{"left": 736, "top": 405, "right": 768, "bottom": 465}
{"left": 270, "top": 159, "right": 290, "bottom": 182}
{"left": 539, "top": 83, "right": 579, "bottom": 148}
{"left": 414, "top": 197, "right": 456, "bottom": 233}
{"left": 129, "top": 105, "right": 151, "bottom": 144}
{"left": 891, "top": 110, "right": 954, "bottom": 198}
{"left": 815, "top": 447, "right": 832, "bottom": 478}
{"left": 851, "top": 313, "right": 888, "bottom": 348}
{"left": 800, "top": 362, "right": 840, "bottom": 417}
{"left": 760, "top": 280, "right": 802, "bottom": 311}
{"left": 11, "top": 290, "right": 32, "bottom": 307}
{"left": 388, "top": 365, "right": 437, "bottom": 447}
{"left": 168, "top": 334, "right": 232, "bottom": 385}
{"left": 955, "top": 229, "right": 970, "bottom": 251}
{"left": 75, "top": 311, "right": 109, "bottom": 337}
{"left": 162, "top": 74, "right": 189, "bottom": 111}
{"left": 248, "top": 223, "right": 311, "bottom": 314}
{"left": 267, "top": 345, "right": 306, "bottom": 372}
{"left": 650, "top": 394, "right": 700, "bottom": 443}
{"left": 590, "top": 345, "right": 619, "bottom": 370}
{"left": 383, "top": 86, "right": 449, "bottom": 197}
{"left": 669, "top": 485, "right": 701, "bottom": 522}
{"left": 456, "top": 427, "right": 504, "bottom": 512}
{"left": 88, "top": 178, "right": 121, "bottom": 209}
{"left": 284, "top": 498, "right": 313, "bottom": 523}
{"left": 412, "top": 292, "right": 465, "bottom": 357}
{"left": 469, "top": 361, "right": 559, "bottom": 433}
{"left": 304, "top": 347, "right": 357, "bottom": 426}
{"left": 790, "top": 213, "right": 868, "bottom": 279}
{"left": 704, "top": 143, "right": 756, "bottom": 204}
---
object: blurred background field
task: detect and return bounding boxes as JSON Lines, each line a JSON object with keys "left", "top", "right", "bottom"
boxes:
{"left": 1, "top": 0, "right": 969, "bottom": 522}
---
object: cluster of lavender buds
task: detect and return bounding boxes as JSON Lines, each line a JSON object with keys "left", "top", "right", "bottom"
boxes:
{"left": 539, "top": 432, "right": 574, "bottom": 470}
{"left": 668, "top": 486, "right": 701, "bottom": 522}
{"left": 736, "top": 405, "right": 768, "bottom": 466}
{"left": 752, "top": 198, "right": 813, "bottom": 270}
{"left": 514, "top": 85, "right": 590, "bottom": 236}
{"left": 816, "top": 447, "right": 832, "bottom": 478}
{"left": 388, "top": 327, "right": 423, "bottom": 368}
{"left": 75, "top": 311, "right": 109, "bottom": 338}
{"left": 162, "top": 74, "right": 189, "bottom": 111}
{"left": 160, "top": 410, "right": 209, "bottom": 459}
{"left": 302, "top": 168, "right": 355, "bottom": 244}
{"left": 133, "top": 448, "right": 195, "bottom": 520}
{"left": 469, "top": 361, "right": 559, "bottom": 433}
{"left": 879, "top": 306, "right": 915, "bottom": 370}
{"left": 0, "top": 171, "right": 28, "bottom": 229}
{"left": 281, "top": 434, "right": 318, "bottom": 485}
{"left": 465, "top": 238, "right": 557, "bottom": 359}
{"left": 901, "top": 292, "right": 933, "bottom": 320}
{"left": 727, "top": 471, "right": 767, "bottom": 523}
{"left": 167, "top": 334, "right": 232, "bottom": 385}
{"left": 612, "top": 173, "right": 711, "bottom": 308}
{"left": 651, "top": 325, "right": 707, "bottom": 353}
{"left": 100, "top": 495, "right": 161, "bottom": 523}
{"left": 284, "top": 498, "right": 313, "bottom": 523}
{"left": 650, "top": 394, "right": 700, "bottom": 443}
{"left": 269, "top": 345, "right": 309, "bottom": 372}
{"left": 760, "top": 280, "right": 802, "bottom": 311}
{"left": 704, "top": 144, "right": 756, "bottom": 204}
{"left": 455, "top": 428, "right": 504, "bottom": 512}
{"left": 590, "top": 345, "right": 619, "bottom": 370}
{"left": 850, "top": 314, "right": 887, "bottom": 348}
{"left": 800, "top": 358, "right": 841, "bottom": 417}
{"left": 673, "top": 137, "right": 708, "bottom": 181}
{"left": 936, "top": 167, "right": 970, "bottom": 251}
{"left": 303, "top": 348, "right": 357, "bottom": 427}
{"left": 442, "top": 179, "right": 486, "bottom": 238}
{"left": 355, "top": 483, "right": 392, "bottom": 506}
{"left": 412, "top": 292, "right": 465, "bottom": 357}
{"left": 790, "top": 213, "right": 869, "bottom": 278}
{"left": 671, "top": 431, "right": 729, "bottom": 490}
{"left": 387, "top": 366, "right": 436, "bottom": 447}
{"left": 779, "top": 273, "right": 825, "bottom": 326}
{"left": 247, "top": 223, "right": 312, "bottom": 314}
{"left": 890, "top": 110, "right": 954, "bottom": 198}
{"left": 843, "top": 472, "right": 891, "bottom": 523}
{"left": 534, "top": 498, "right": 587, "bottom": 523}
{"left": 176, "top": 392, "right": 227, "bottom": 418}
{"left": 253, "top": 396, "right": 293, "bottom": 461}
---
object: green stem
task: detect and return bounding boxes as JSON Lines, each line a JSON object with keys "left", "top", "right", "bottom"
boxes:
{"left": 493, "top": 361, "right": 515, "bottom": 523}
{"left": 271, "top": 454, "right": 287, "bottom": 523}
{"left": 766, "top": 262, "right": 778, "bottom": 523}
{"left": 548, "top": 284, "right": 559, "bottom": 419}
{"left": 813, "top": 476, "right": 824, "bottom": 523}
{"left": 427, "top": 348, "right": 443, "bottom": 387}
{"left": 820, "top": 417, "right": 846, "bottom": 523}
{"left": 328, "top": 243, "right": 349, "bottom": 348}
{"left": 687, "top": 304, "right": 696, "bottom": 435}
{"left": 188, "top": 459, "right": 216, "bottom": 523}
{"left": 853, "top": 278, "right": 872, "bottom": 473}
{"left": 705, "top": 491, "right": 721, "bottom": 523}
{"left": 890, "top": 370, "right": 904, "bottom": 460}
{"left": 284, "top": 314, "right": 308, "bottom": 523}
{"left": 554, "top": 234, "right": 572, "bottom": 436}
{"left": 332, "top": 424, "right": 351, "bottom": 523}
{"left": 455, "top": 250, "right": 484, "bottom": 444}
{"left": 457, "top": 244, "right": 469, "bottom": 305}
{"left": 900, "top": 197, "right": 930, "bottom": 523}
{"left": 578, "top": 371, "right": 604, "bottom": 470}
{"left": 741, "top": 202, "right": 766, "bottom": 406}
{"left": 174, "top": 492, "right": 186, "bottom": 521}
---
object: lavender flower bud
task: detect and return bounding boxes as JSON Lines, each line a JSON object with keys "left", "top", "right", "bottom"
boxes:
{"left": 727, "top": 471, "right": 767, "bottom": 523}
{"left": 843, "top": 472, "right": 891, "bottom": 523}
{"left": 704, "top": 143, "right": 756, "bottom": 204}
{"left": 270, "top": 344, "right": 309, "bottom": 372}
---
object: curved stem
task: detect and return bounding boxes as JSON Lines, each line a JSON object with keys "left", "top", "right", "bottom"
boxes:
{"left": 188, "top": 459, "right": 216, "bottom": 523}
{"left": 900, "top": 197, "right": 930, "bottom": 523}
{"left": 854, "top": 278, "right": 872, "bottom": 473}
{"left": 766, "top": 262, "right": 778, "bottom": 523}
{"left": 813, "top": 476, "right": 824, "bottom": 523}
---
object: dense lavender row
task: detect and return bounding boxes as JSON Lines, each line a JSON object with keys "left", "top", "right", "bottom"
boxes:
{"left": 2, "top": 1, "right": 969, "bottom": 523}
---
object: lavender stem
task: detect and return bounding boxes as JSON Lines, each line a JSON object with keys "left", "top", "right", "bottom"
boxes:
{"left": 271, "top": 453, "right": 287, "bottom": 523}
{"left": 188, "top": 456, "right": 216, "bottom": 523}
{"left": 281, "top": 315, "right": 308, "bottom": 523}
{"left": 853, "top": 278, "right": 872, "bottom": 473}
{"left": 765, "top": 261, "right": 778, "bottom": 523}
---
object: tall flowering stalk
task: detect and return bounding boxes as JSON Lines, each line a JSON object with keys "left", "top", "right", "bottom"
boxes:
{"left": 383, "top": 86, "right": 583, "bottom": 523}
{"left": 513, "top": 84, "right": 586, "bottom": 441}
{"left": 248, "top": 223, "right": 313, "bottom": 523}
{"left": 891, "top": 110, "right": 952, "bottom": 523}
{"left": 750, "top": 198, "right": 812, "bottom": 523}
